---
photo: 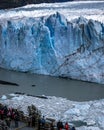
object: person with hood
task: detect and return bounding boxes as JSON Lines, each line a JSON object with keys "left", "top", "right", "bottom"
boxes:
{"left": 57, "top": 120, "right": 63, "bottom": 130}
{"left": 71, "top": 126, "right": 76, "bottom": 130}
{"left": 65, "top": 122, "right": 70, "bottom": 130}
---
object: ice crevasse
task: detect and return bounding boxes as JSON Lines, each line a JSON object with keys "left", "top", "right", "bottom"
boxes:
{"left": 0, "top": 12, "right": 104, "bottom": 84}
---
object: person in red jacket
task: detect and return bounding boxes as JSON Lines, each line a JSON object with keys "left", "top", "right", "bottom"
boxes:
{"left": 65, "top": 122, "right": 70, "bottom": 130}
{"left": 0, "top": 109, "right": 4, "bottom": 120}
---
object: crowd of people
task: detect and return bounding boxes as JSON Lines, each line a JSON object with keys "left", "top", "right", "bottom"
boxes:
{"left": 57, "top": 120, "right": 76, "bottom": 130}
{"left": 27, "top": 105, "right": 76, "bottom": 130}
{"left": 0, "top": 104, "right": 20, "bottom": 130}
{"left": 0, "top": 103, "right": 76, "bottom": 130}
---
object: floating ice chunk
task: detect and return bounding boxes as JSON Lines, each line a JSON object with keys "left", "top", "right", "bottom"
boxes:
{"left": 12, "top": 95, "right": 24, "bottom": 101}
{"left": 1, "top": 95, "right": 7, "bottom": 100}
{"left": 9, "top": 93, "right": 17, "bottom": 97}
{"left": 86, "top": 119, "right": 96, "bottom": 126}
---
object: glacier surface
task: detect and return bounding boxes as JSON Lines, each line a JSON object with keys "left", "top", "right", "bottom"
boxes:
{"left": 0, "top": 1, "right": 104, "bottom": 84}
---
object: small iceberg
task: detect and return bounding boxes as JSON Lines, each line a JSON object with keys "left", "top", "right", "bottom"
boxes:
{"left": 1, "top": 95, "right": 7, "bottom": 100}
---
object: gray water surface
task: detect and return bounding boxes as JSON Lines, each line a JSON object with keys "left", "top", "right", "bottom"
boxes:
{"left": 0, "top": 68, "right": 104, "bottom": 101}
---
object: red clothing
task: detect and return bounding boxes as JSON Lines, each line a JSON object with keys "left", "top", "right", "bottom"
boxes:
{"left": 65, "top": 123, "right": 70, "bottom": 130}
{"left": 0, "top": 110, "right": 2, "bottom": 114}
{"left": 1, "top": 110, "right": 4, "bottom": 115}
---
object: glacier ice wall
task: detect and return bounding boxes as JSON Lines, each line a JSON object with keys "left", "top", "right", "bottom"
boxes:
{"left": 0, "top": 12, "right": 104, "bottom": 84}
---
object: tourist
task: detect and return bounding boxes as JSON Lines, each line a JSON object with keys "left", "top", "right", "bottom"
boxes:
{"left": 60, "top": 121, "right": 63, "bottom": 130}
{"left": 71, "top": 126, "right": 76, "bottom": 130}
{"left": 57, "top": 120, "right": 61, "bottom": 130}
{"left": 1, "top": 121, "right": 6, "bottom": 130}
{"left": 0, "top": 109, "right": 4, "bottom": 120}
{"left": 0, "top": 108, "right": 2, "bottom": 119}
{"left": 65, "top": 122, "right": 70, "bottom": 130}
{"left": 51, "top": 121, "right": 55, "bottom": 130}
{"left": 5, "top": 117, "right": 11, "bottom": 128}
{"left": 38, "top": 117, "right": 41, "bottom": 130}
{"left": 28, "top": 115, "right": 32, "bottom": 127}
{"left": 57, "top": 120, "right": 63, "bottom": 130}
{"left": 41, "top": 116, "right": 46, "bottom": 129}
{"left": 11, "top": 109, "right": 15, "bottom": 120}
{"left": 31, "top": 115, "right": 35, "bottom": 127}
{"left": 14, "top": 114, "right": 19, "bottom": 128}
{"left": 3, "top": 106, "right": 8, "bottom": 119}
{"left": 7, "top": 107, "right": 15, "bottom": 119}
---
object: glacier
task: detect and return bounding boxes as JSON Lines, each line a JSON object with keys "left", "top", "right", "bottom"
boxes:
{"left": 0, "top": 1, "right": 104, "bottom": 84}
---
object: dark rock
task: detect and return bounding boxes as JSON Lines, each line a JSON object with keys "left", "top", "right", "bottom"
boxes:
{"left": 31, "top": 85, "right": 36, "bottom": 87}
{"left": 15, "top": 92, "right": 25, "bottom": 95}
{"left": 0, "top": 80, "right": 19, "bottom": 86}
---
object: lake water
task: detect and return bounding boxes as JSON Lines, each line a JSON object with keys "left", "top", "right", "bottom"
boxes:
{"left": 0, "top": 68, "right": 104, "bottom": 101}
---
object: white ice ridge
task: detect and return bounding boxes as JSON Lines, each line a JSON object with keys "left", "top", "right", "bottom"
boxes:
{"left": 0, "top": 1, "right": 104, "bottom": 22}
{"left": 0, "top": 1, "right": 104, "bottom": 84}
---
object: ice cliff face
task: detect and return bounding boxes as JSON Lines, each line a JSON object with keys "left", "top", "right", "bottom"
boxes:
{"left": 0, "top": 12, "right": 104, "bottom": 84}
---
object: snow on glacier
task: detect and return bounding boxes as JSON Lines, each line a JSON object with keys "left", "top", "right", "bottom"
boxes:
{"left": 0, "top": 1, "right": 104, "bottom": 22}
{"left": 0, "top": 1, "right": 104, "bottom": 84}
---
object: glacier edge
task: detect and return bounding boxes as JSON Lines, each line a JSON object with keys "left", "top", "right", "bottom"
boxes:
{"left": 0, "top": 12, "right": 104, "bottom": 84}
